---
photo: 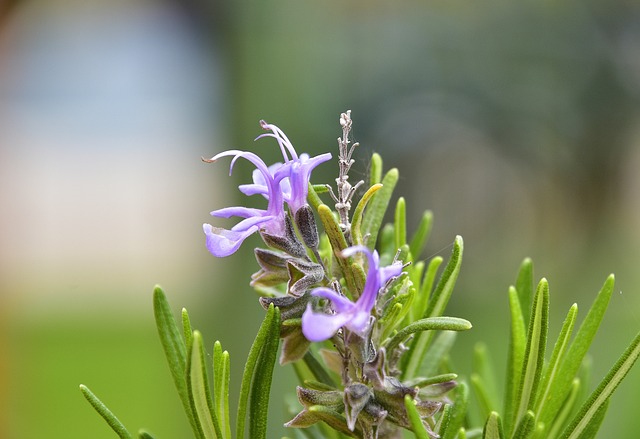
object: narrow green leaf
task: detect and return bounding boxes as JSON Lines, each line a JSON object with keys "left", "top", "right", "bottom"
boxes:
{"left": 473, "top": 343, "right": 499, "bottom": 414}
{"left": 404, "top": 394, "right": 429, "bottom": 439}
{"left": 566, "top": 400, "right": 608, "bottom": 439}
{"left": 303, "top": 351, "right": 337, "bottom": 388}
{"left": 535, "top": 304, "right": 578, "bottom": 414}
{"left": 188, "top": 331, "right": 220, "bottom": 439}
{"left": 560, "top": 330, "right": 640, "bottom": 439}
{"left": 386, "top": 316, "right": 471, "bottom": 356}
{"left": 504, "top": 286, "right": 526, "bottom": 435}
{"left": 394, "top": 197, "right": 407, "bottom": 251}
{"left": 538, "top": 275, "right": 614, "bottom": 430}
{"left": 362, "top": 167, "right": 399, "bottom": 251}
{"left": 248, "top": 307, "right": 281, "bottom": 439}
{"left": 516, "top": 258, "right": 533, "bottom": 328}
{"left": 483, "top": 412, "right": 504, "bottom": 439}
{"left": 213, "top": 341, "right": 231, "bottom": 439}
{"left": 402, "top": 236, "right": 464, "bottom": 380}
{"left": 138, "top": 431, "right": 156, "bottom": 439}
{"left": 470, "top": 374, "right": 493, "bottom": 422}
{"left": 317, "top": 204, "right": 362, "bottom": 296}
{"left": 307, "top": 183, "right": 323, "bottom": 211}
{"left": 369, "top": 152, "right": 383, "bottom": 186}
{"left": 513, "top": 279, "right": 549, "bottom": 433}
{"left": 409, "top": 210, "right": 433, "bottom": 262}
{"left": 417, "top": 330, "right": 458, "bottom": 378}
{"left": 350, "top": 183, "right": 383, "bottom": 246}
{"left": 438, "top": 403, "right": 453, "bottom": 438}
{"left": 153, "top": 286, "right": 199, "bottom": 435}
{"left": 79, "top": 385, "right": 133, "bottom": 439}
{"left": 236, "top": 304, "right": 277, "bottom": 439}
{"left": 183, "top": 308, "right": 193, "bottom": 351}
{"left": 512, "top": 410, "right": 535, "bottom": 439}
{"left": 413, "top": 256, "right": 443, "bottom": 322}
{"left": 443, "top": 382, "right": 469, "bottom": 439}
{"left": 546, "top": 378, "right": 580, "bottom": 439}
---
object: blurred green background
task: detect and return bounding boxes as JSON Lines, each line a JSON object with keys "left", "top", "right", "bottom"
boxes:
{"left": 1, "top": 0, "right": 639, "bottom": 437}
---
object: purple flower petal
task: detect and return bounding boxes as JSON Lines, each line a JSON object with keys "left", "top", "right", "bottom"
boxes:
{"left": 301, "top": 304, "right": 352, "bottom": 342}
{"left": 203, "top": 223, "right": 259, "bottom": 257}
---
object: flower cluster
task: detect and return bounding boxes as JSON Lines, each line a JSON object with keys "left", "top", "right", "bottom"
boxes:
{"left": 202, "top": 113, "right": 466, "bottom": 438}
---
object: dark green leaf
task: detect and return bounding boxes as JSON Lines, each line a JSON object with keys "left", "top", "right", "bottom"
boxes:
{"left": 187, "top": 331, "right": 220, "bottom": 439}
{"left": 513, "top": 279, "right": 548, "bottom": 434}
{"left": 153, "top": 286, "right": 199, "bottom": 435}
{"left": 248, "top": 307, "right": 281, "bottom": 439}
{"left": 560, "top": 330, "right": 640, "bottom": 439}
{"left": 538, "top": 275, "right": 614, "bottom": 430}
{"left": 386, "top": 316, "right": 471, "bottom": 356}
{"left": 236, "top": 304, "right": 278, "bottom": 439}
{"left": 443, "top": 382, "right": 469, "bottom": 439}
{"left": 362, "top": 167, "right": 399, "bottom": 251}
{"left": 409, "top": 210, "right": 433, "bottom": 263}
{"left": 402, "top": 236, "right": 464, "bottom": 380}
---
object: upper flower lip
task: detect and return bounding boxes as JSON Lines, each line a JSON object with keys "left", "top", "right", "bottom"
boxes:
{"left": 202, "top": 121, "right": 332, "bottom": 258}
{"left": 301, "top": 246, "right": 404, "bottom": 342}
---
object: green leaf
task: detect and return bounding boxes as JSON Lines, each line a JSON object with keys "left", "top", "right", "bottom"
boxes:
{"left": 546, "top": 378, "right": 580, "bottom": 439}
{"left": 538, "top": 275, "right": 614, "bottom": 430}
{"left": 350, "top": 183, "right": 383, "bottom": 246}
{"left": 79, "top": 384, "right": 133, "bottom": 439}
{"left": 404, "top": 394, "right": 429, "bottom": 439}
{"left": 138, "top": 431, "right": 156, "bottom": 439}
{"left": 473, "top": 343, "right": 499, "bottom": 414}
{"left": 513, "top": 279, "right": 548, "bottom": 434}
{"left": 303, "top": 351, "right": 337, "bottom": 388}
{"left": 385, "top": 316, "right": 472, "bottom": 356}
{"left": 443, "top": 382, "right": 469, "bottom": 439}
{"left": 248, "top": 307, "right": 281, "bottom": 439}
{"left": 317, "top": 204, "right": 363, "bottom": 296}
{"left": 183, "top": 308, "right": 194, "bottom": 351}
{"left": 438, "top": 403, "right": 453, "bottom": 438}
{"left": 213, "top": 341, "right": 232, "bottom": 439}
{"left": 187, "top": 331, "right": 220, "bottom": 439}
{"left": 417, "top": 330, "right": 458, "bottom": 378}
{"left": 369, "top": 152, "right": 383, "bottom": 186}
{"left": 503, "top": 286, "right": 526, "bottom": 435}
{"left": 560, "top": 330, "right": 640, "bottom": 439}
{"left": 236, "top": 304, "right": 277, "bottom": 439}
{"left": 307, "top": 183, "right": 324, "bottom": 211}
{"left": 394, "top": 197, "right": 407, "bottom": 251}
{"left": 512, "top": 410, "right": 535, "bottom": 439}
{"left": 409, "top": 210, "right": 433, "bottom": 262}
{"left": 483, "top": 412, "right": 504, "bottom": 439}
{"left": 402, "top": 236, "right": 464, "bottom": 380}
{"left": 362, "top": 167, "right": 399, "bottom": 251}
{"left": 534, "top": 304, "right": 578, "bottom": 414}
{"left": 412, "top": 256, "right": 443, "bottom": 323}
{"left": 515, "top": 258, "right": 533, "bottom": 328}
{"left": 153, "top": 286, "right": 199, "bottom": 435}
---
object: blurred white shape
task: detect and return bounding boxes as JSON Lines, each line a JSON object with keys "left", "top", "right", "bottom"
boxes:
{"left": 0, "top": 0, "right": 226, "bottom": 311}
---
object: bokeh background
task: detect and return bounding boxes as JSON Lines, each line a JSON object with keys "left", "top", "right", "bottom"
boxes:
{"left": 1, "top": 0, "right": 639, "bottom": 437}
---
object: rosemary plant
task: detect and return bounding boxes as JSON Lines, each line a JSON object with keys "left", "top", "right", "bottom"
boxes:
{"left": 81, "top": 112, "right": 640, "bottom": 439}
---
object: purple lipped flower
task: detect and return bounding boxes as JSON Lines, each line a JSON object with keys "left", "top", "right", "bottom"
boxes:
{"left": 301, "top": 246, "right": 404, "bottom": 342}
{"left": 203, "top": 149, "right": 287, "bottom": 257}
{"left": 249, "top": 120, "right": 332, "bottom": 214}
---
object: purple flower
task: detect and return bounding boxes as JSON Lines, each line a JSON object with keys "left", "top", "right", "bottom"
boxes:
{"left": 301, "top": 246, "right": 404, "bottom": 342}
{"left": 203, "top": 149, "right": 287, "bottom": 257}
{"left": 249, "top": 120, "right": 332, "bottom": 214}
